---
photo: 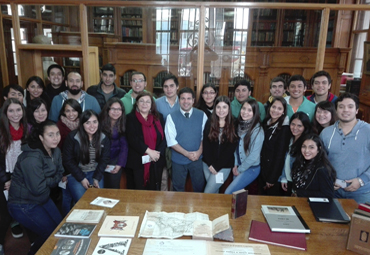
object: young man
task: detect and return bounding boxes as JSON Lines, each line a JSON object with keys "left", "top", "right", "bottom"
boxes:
{"left": 2, "top": 84, "right": 24, "bottom": 104}
{"left": 165, "top": 87, "right": 207, "bottom": 192}
{"left": 156, "top": 74, "right": 180, "bottom": 120}
{"left": 45, "top": 64, "right": 66, "bottom": 101}
{"left": 86, "top": 64, "right": 126, "bottom": 109}
{"left": 230, "top": 79, "right": 265, "bottom": 121}
{"left": 49, "top": 72, "right": 101, "bottom": 122}
{"left": 121, "top": 71, "right": 149, "bottom": 115}
{"left": 264, "top": 77, "right": 288, "bottom": 111}
{"left": 307, "top": 70, "right": 338, "bottom": 104}
{"left": 286, "top": 75, "right": 315, "bottom": 121}
{"left": 320, "top": 93, "right": 370, "bottom": 204}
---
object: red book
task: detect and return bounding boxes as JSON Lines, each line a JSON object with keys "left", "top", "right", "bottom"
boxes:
{"left": 358, "top": 203, "right": 370, "bottom": 213}
{"left": 248, "top": 220, "right": 307, "bottom": 251}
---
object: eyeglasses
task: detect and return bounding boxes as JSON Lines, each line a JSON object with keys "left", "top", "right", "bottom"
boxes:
{"left": 132, "top": 79, "right": 145, "bottom": 83}
{"left": 202, "top": 92, "right": 216, "bottom": 95}
{"left": 138, "top": 100, "right": 151, "bottom": 105}
{"left": 109, "top": 107, "right": 122, "bottom": 112}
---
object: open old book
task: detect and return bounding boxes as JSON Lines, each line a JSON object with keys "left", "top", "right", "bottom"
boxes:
{"left": 192, "top": 214, "right": 233, "bottom": 241}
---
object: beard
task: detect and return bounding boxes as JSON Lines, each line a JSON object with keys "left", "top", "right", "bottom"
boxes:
{"left": 68, "top": 87, "right": 81, "bottom": 95}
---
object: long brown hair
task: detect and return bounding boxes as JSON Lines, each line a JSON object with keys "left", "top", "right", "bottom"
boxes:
{"left": 208, "top": 96, "right": 236, "bottom": 143}
{"left": 100, "top": 97, "right": 126, "bottom": 137}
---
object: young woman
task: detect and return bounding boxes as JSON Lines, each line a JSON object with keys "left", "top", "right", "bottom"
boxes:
{"left": 259, "top": 96, "right": 291, "bottom": 196}
{"left": 312, "top": 101, "right": 337, "bottom": 134}
{"left": 63, "top": 110, "right": 110, "bottom": 202}
{"left": 7, "top": 121, "right": 63, "bottom": 255}
{"left": 195, "top": 83, "right": 217, "bottom": 118}
{"left": 279, "top": 112, "right": 312, "bottom": 196}
{"left": 224, "top": 98, "right": 264, "bottom": 194}
{"left": 24, "top": 76, "right": 50, "bottom": 108}
{"left": 202, "top": 96, "right": 238, "bottom": 193}
{"left": 57, "top": 99, "right": 82, "bottom": 150}
{"left": 100, "top": 98, "right": 128, "bottom": 189}
{"left": 291, "top": 134, "right": 336, "bottom": 198}
{"left": 0, "top": 98, "right": 28, "bottom": 253}
{"left": 126, "top": 91, "right": 166, "bottom": 190}
{"left": 26, "top": 98, "right": 49, "bottom": 133}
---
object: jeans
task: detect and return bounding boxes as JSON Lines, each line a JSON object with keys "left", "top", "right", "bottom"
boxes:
{"left": 172, "top": 159, "right": 205, "bottom": 192}
{"left": 224, "top": 165, "right": 260, "bottom": 194}
{"left": 62, "top": 186, "right": 74, "bottom": 217}
{"left": 67, "top": 171, "right": 104, "bottom": 202}
{"left": 8, "top": 199, "right": 62, "bottom": 255}
{"left": 203, "top": 162, "right": 231, "bottom": 194}
{"left": 335, "top": 188, "right": 370, "bottom": 204}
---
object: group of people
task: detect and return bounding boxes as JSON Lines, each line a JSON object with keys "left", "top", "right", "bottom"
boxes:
{"left": 0, "top": 63, "right": 369, "bottom": 255}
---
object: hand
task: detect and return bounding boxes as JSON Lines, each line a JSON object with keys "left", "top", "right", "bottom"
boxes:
{"left": 146, "top": 148, "right": 160, "bottom": 162}
{"left": 208, "top": 165, "right": 217, "bottom": 175}
{"left": 80, "top": 178, "right": 90, "bottom": 189}
{"left": 281, "top": 182, "right": 288, "bottom": 191}
{"left": 265, "top": 182, "right": 274, "bottom": 189}
{"left": 344, "top": 178, "right": 361, "bottom": 192}
{"left": 232, "top": 166, "right": 239, "bottom": 176}
{"left": 93, "top": 179, "right": 100, "bottom": 189}
{"left": 4, "top": 180, "right": 11, "bottom": 191}
{"left": 187, "top": 151, "right": 197, "bottom": 161}
{"left": 111, "top": 165, "right": 121, "bottom": 174}
{"left": 334, "top": 184, "right": 341, "bottom": 191}
{"left": 62, "top": 176, "right": 68, "bottom": 183}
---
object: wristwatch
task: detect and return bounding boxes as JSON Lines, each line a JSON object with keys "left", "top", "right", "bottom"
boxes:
{"left": 358, "top": 178, "right": 365, "bottom": 187}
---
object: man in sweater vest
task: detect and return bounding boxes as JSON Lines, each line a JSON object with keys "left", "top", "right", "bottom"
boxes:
{"left": 165, "top": 87, "right": 208, "bottom": 192}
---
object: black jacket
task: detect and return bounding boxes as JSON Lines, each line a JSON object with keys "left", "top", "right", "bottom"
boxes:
{"left": 63, "top": 130, "right": 110, "bottom": 182}
{"left": 86, "top": 82, "right": 126, "bottom": 109}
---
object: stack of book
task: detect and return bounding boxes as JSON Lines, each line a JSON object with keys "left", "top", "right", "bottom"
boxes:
{"left": 347, "top": 202, "right": 370, "bottom": 255}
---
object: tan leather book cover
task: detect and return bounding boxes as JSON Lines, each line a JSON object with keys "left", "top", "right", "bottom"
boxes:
{"left": 347, "top": 213, "right": 370, "bottom": 255}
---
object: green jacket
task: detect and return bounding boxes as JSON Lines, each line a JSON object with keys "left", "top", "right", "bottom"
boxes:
{"left": 286, "top": 96, "right": 316, "bottom": 121}
{"left": 231, "top": 96, "right": 266, "bottom": 122}
{"left": 121, "top": 89, "right": 153, "bottom": 115}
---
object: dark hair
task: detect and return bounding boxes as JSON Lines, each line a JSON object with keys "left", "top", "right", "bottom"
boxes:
{"left": 263, "top": 96, "right": 288, "bottom": 131}
{"left": 288, "top": 75, "right": 307, "bottom": 88}
{"left": 208, "top": 96, "right": 237, "bottom": 144}
{"left": 335, "top": 92, "right": 359, "bottom": 110}
{"left": 25, "top": 76, "right": 48, "bottom": 107}
{"left": 234, "top": 79, "right": 251, "bottom": 92}
{"left": 195, "top": 83, "right": 217, "bottom": 110}
{"left": 292, "top": 133, "right": 336, "bottom": 184}
{"left": 0, "top": 98, "right": 28, "bottom": 153}
{"left": 270, "top": 77, "right": 287, "bottom": 89}
{"left": 2, "top": 84, "right": 24, "bottom": 99}
{"left": 133, "top": 91, "right": 160, "bottom": 120}
{"left": 289, "top": 112, "right": 312, "bottom": 157}
{"left": 178, "top": 87, "right": 195, "bottom": 99}
{"left": 101, "top": 63, "right": 116, "bottom": 75}
{"left": 161, "top": 74, "right": 179, "bottom": 87}
{"left": 26, "top": 98, "right": 49, "bottom": 127}
{"left": 100, "top": 97, "right": 126, "bottom": 137}
{"left": 238, "top": 98, "right": 262, "bottom": 153}
{"left": 59, "top": 98, "right": 82, "bottom": 120}
{"left": 311, "top": 70, "right": 332, "bottom": 86}
{"left": 28, "top": 120, "right": 58, "bottom": 149}
{"left": 312, "top": 101, "right": 337, "bottom": 134}
{"left": 47, "top": 64, "right": 65, "bottom": 77}
{"left": 78, "top": 110, "right": 102, "bottom": 165}
{"left": 131, "top": 71, "right": 146, "bottom": 81}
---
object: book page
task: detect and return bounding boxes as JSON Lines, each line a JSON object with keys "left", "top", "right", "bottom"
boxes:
{"left": 212, "top": 214, "right": 230, "bottom": 235}
{"left": 207, "top": 242, "right": 271, "bottom": 255}
{"left": 143, "top": 239, "right": 207, "bottom": 255}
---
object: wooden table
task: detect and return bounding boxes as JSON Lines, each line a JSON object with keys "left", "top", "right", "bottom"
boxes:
{"left": 37, "top": 189, "right": 359, "bottom": 255}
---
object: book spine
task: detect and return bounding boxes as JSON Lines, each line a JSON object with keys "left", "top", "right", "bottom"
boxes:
{"left": 359, "top": 204, "right": 370, "bottom": 213}
{"left": 292, "top": 206, "right": 310, "bottom": 232}
{"left": 231, "top": 195, "right": 236, "bottom": 219}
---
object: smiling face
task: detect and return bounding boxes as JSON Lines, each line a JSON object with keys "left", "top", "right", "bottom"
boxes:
{"left": 179, "top": 92, "right": 194, "bottom": 112}
{"left": 83, "top": 115, "right": 99, "bottom": 138}
{"left": 33, "top": 103, "right": 48, "bottom": 123}
{"left": 7, "top": 103, "right": 23, "bottom": 127}
{"left": 270, "top": 81, "right": 285, "bottom": 97}
{"left": 64, "top": 104, "right": 79, "bottom": 122}
{"left": 137, "top": 95, "right": 152, "bottom": 116}
{"left": 336, "top": 98, "right": 358, "bottom": 124}
{"left": 6, "top": 88, "right": 24, "bottom": 103}
{"left": 66, "top": 73, "right": 83, "bottom": 95}
{"left": 315, "top": 107, "right": 332, "bottom": 128}
{"left": 288, "top": 80, "right": 306, "bottom": 100}
{"left": 130, "top": 74, "right": 147, "bottom": 95}
{"left": 235, "top": 85, "right": 250, "bottom": 103}
{"left": 39, "top": 125, "right": 61, "bottom": 151}
{"left": 27, "top": 81, "right": 43, "bottom": 100}
{"left": 108, "top": 102, "right": 123, "bottom": 121}
{"left": 202, "top": 87, "right": 217, "bottom": 107}
{"left": 269, "top": 100, "right": 284, "bottom": 123}
{"left": 312, "top": 75, "right": 331, "bottom": 97}
{"left": 163, "top": 79, "right": 178, "bottom": 99}
{"left": 290, "top": 118, "right": 304, "bottom": 139}
{"left": 48, "top": 67, "right": 64, "bottom": 88}
{"left": 215, "top": 101, "right": 229, "bottom": 120}
{"left": 240, "top": 102, "right": 253, "bottom": 121}
{"left": 301, "top": 139, "right": 319, "bottom": 161}
{"left": 101, "top": 70, "right": 116, "bottom": 87}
